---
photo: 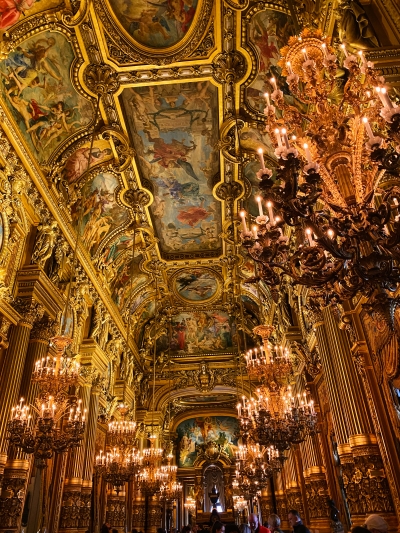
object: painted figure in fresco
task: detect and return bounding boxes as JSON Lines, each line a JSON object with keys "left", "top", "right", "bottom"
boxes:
{"left": 118, "top": 0, "right": 198, "bottom": 48}
{"left": 175, "top": 320, "right": 186, "bottom": 350}
{"left": 252, "top": 17, "right": 279, "bottom": 71}
{"left": 63, "top": 146, "right": 112, "bottom": 184}
{"left": 0, "top": 0, "right": 37, "bottom": 29}
{"left": 176, "top": 197, "right": 213, "bottom": 227}
{"left": 144, "top": 131, "right": 198, "bottom": 180}
{"left": 0, "top": 32, "right": 90, "bottom": 160}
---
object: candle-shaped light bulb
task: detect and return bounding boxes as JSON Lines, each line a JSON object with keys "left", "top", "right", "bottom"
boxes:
{"left": 286, "top": 61, "right": 292, "bottom": 74}
{"left": 274, "top": 128, "right": 282, "bottom": 147}
{"left": 264, "top": 92, "right": 270, "bottom": 107}
{"left": 303, "top": 143, "right": 312, "bottom": 163}
{"left": 381, "top": 87, "right": 394, "bottom": 108}
{"left": 306, "top": 228, "right": 314, "bottom": 246}
{"left": 257, "top": 148, "right": 266, "bottom": 170}
{"left": 321, "top": 43, "right": 327, "bottom": 58}
{"left": 266, "top": 201, "right": 275, "bottom": 225}
{"left": 362, "top": 117, "right": 375, "bottom": 141}
{"left": 252, "top": 225, "right": 258, "bottom": 239}
{"left": 302, "top": 48, "right": 308, "bottom": 61}
{"left": 340, "top": 43, "right": 348, "bottom": 57}
{"left": 281, "top": 128, "right": 290, "bottom": 148}
{"left": 270, "top": 77, "right": 277, "bottom": 91}
{"left": 358, "top": 50, "right": 367, "bottom": 65}
{"left": 327, "top": 228, "right": 334, "bottom": 239}
{"left": 240, "top": 211, "right": 248, "bottom": 233}
{"left": 256, "top": 196, "right": 264, "bottom": 217}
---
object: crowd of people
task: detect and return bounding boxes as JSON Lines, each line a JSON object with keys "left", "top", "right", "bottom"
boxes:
{"left": 101, "top": 510, "right": 391, "bottom": 533}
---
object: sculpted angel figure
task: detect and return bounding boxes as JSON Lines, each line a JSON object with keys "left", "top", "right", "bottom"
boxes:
{"left": 31, "top": 221, "right": 58, "bottom": 268}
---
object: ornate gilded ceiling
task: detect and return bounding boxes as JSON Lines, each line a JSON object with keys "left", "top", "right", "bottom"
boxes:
{"left": 0, "top": 0, "right": 399, "bottom": 378}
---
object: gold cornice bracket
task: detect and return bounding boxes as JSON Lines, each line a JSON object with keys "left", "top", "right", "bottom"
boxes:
{"left": 79, "top": 337, "right": 109, "bottom": 373}
{"left": 98, "top": 127, "right": 135, "bottom": 173}
{"left": 15, "top": 265, "right": 65, "bottom": 319}
{"left": 61, "top": 0, "right": 90, "bottom": 28}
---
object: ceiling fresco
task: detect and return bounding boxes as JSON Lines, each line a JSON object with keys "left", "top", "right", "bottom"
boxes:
{"left": 72, "top": 171, "right": 129, "bottom": 256}
{"left": 120, "top": 82, "right": 222, "bottom": 258}
{"left": 107, "top": 0, "right": 199, "bottom": 49}
{"left": 244, "top": 9, "right": 296, "bottom": 115}
{"left": 0, "top": 0, "right": 61, "bottom": 29}
{"left": 0, "top": 0, "right": 311, "bottom": 398}
{"left": 0, "top": 30, "right": 92, "bottom": 162}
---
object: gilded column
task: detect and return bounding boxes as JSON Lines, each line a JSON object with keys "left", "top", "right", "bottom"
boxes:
{"left": 341, "top": 301, "right": 400, "bottom": 524}
{"left": 273, "top": 473, "right": 288, "bottom": 529}
{"left": 79, "top": 377, "right": 102, "bottom": 532}
{"left": 0, "top": 300, "right": 44, "bottom": 456}
{"left": 59, "top": 381, "right": 92, "bottom": 533}
{"left": 0, "top": 316, "right": 56, "bottom": 533}
{"left": 322, "top": 306, "right": 395, "bottom": 524}
{"left": 0, "top": 300, "right": 43, "bottom": 520}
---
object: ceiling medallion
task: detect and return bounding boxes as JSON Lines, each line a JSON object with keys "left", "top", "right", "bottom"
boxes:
{"left": 170, "top": 268, "right": 222, "bottom": 305}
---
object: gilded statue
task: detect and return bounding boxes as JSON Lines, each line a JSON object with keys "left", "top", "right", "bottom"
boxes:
{"left": 31, "top": 221, "right": 58, "bottom": 268}
{"left": 338, "top": 0, "right": 379, "bottom": 49}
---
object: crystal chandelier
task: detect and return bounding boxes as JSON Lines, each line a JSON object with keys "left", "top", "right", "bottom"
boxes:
{"left": 240, "top": 29, "right": 400, "bottom": 304}
{"left": 7, "top": 335, "right": 85, "bottom": 468}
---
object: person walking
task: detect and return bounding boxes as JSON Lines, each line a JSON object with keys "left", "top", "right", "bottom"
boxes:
{"left": 287, "top": 510, "right": 311, "bottom": 533}
{"left": 267, "top": 514, "right": 284, "bottom": 533}
{"left": 249, "top": 513, "right": 271, "bottom": 533}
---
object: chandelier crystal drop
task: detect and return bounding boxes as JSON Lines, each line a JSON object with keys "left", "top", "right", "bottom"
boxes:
{"left": 240, "top": 29, "right": 400, "bottom": 304}
{"left": 7, "top": 335, "right": 85, "bottom": 468}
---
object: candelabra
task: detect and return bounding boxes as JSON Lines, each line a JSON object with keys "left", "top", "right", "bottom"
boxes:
{"left": 235, "top": 442, "right": 282, "bottom": 495}
{"left": 95, "top": 403, "right": 140, "bottom": 493}
{"left": 7, "top": 335, "right": 85, "bottom": 468}
{"left": 240, "top": 29, "right": 400, "bottom": 305}
{"left": 159, "top": 451, "right": 182, "bottom": 502}
{"left": 184, "top": 496, "right": 196, "bottom": 514}
{"left": 245, "top": 325, "right": 292, "bottom": 387}
{"left": 237, "top": 387, "right": 317, "bottom": 452}
{"left": 136, "top": 435, "right": 166, "bottom": 495}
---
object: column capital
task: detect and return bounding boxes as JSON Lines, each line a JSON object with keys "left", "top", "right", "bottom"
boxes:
{"left": 12, "top": 298, "right": 44, "bottom": 328}
{"left": 30, "top": 316, "right": 58, "bottom": 342}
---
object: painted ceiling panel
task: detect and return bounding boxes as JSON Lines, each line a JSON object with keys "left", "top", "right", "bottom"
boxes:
{"left": 120, "top": 81, "right": 222, "bottom": 258}
{"left": 108, "top": 0, "right": 199, "bottom": 49}
{"left": 0, "top": 31, "right": 92, "bottom": 163}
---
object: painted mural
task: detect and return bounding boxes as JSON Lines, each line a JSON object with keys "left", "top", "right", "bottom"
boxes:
{"left": 176, "top": 416, "right": 239, "bottom": 467}
{"left": 169, "top": 310, "right": 236, "bottom": 354}
{"left": 110, "top": 253, "right": 148, "bottom": 308}
{"left": 173, "top": 268, "right": 219, "bottom": 302}
{"left": 62, "top": 140, "right": 113, "bottom": 185}
{"left": 0, "top": 31, "right": 92, "bottom": 162}
{"left": 108, "top": 0, "right": 199, "bottom": 49}
{"left": 71, "top": 172, "right": 128, "bottom": 256}
{"left": 121, "top": 82, "right": 221, "bottom": 256}
{"left": 245, "top": 10, "right": 296, "bottom": 115}
{"left": 0, "top": 0, "right": 61, "bottom": 30}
